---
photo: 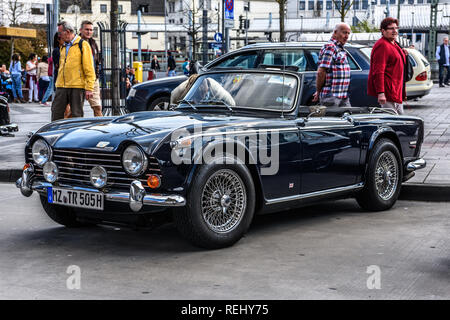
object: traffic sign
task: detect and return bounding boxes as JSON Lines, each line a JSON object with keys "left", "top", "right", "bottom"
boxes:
{"left": 214, "top": 32, "right": 223, "bottom": 43}
{"left": 225, "top": 0, "right": 234, "bottom": 20}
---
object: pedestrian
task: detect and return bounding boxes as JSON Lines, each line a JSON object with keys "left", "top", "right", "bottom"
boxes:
{"left": 9, "top": 54, "right": 25, "bottom": 103}
{"left": 188, "top": 59, "right": 199, "bottom": 76}
{"left": 41, "top": 33, "right": 61, "bottom": 106}
{"left": 37, "top": 55, "right": 50, "bottom": 105}
{"left": 150, "top": 55, "right": 160, "bottom": 80}
{"left": 26, "top": 53, "right": 39, "bottom": 103}
{"left": 0, "top": 65, "right": 10, "bottom": 75}
{"left": 312, "top": 23, "right": 352, "bottom": 108}
{"left": 51, "top": 21, "right": 95, "bottom": 121}
{"left": 80, "top": 20, "right": 103, "bottom": 117}
{"left": 368, "top": 17, "right": 407, "bottom": 115}
{"left": 182, "top": 58, "right": 189, "bottom": 75}
{"left": 436, "top": 37, "right": 450, "bottom": 88}
{"left": 167, "top": 51, "right": 176, "bottom": 77}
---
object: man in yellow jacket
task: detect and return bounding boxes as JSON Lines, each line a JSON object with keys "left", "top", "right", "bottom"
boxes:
{"left": 51, "top": 21, "right": 96, "bottom": 121}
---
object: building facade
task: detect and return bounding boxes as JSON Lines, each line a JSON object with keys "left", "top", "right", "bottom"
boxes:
{"left": 0, "top": 0, "right": 52, "bottom": 27}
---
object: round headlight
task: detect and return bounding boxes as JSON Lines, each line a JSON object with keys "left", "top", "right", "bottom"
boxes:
{"left": 43, "top": 161, "right": 58, "bottom": 183}
{"left": 32, "top": 139, "right": 51, "bottom": 167}
{"left": 122, "top": 145, "right": 148, "bottom": 176}
{"left": 90, "top": 166, "right": 108, "bottom": 188}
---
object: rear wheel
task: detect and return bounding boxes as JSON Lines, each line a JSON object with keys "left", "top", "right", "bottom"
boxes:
{"left": 173, "top": 164, "right": 256, "bottom": 249}
{"left": 356, "top": 139, "right": 402, "bottom": 211}
{"left": 39, "top": 195, "right": 89, "bottom": 227}
{"left": 147, "top": 96, "right": 170, "bottom": 111}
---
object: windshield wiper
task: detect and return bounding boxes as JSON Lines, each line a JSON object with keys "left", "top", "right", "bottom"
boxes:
{"left": 178, "top": 99, "right": 197, "bottom": 111}
{"left": 198, "top": 99, "right": 233, "bottom": 112}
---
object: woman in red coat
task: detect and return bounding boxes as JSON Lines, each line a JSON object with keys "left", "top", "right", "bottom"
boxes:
{"left": 368, "top": 17, "right": 406, "bottom": 114}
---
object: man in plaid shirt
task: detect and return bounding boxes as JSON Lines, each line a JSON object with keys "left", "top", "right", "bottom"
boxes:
{"left": 313, "top": 23, "right": 352, "bottom": 107}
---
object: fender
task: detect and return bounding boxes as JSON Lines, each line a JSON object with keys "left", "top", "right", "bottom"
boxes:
{"left": 184, "top": 136, "right": 264, "bottom": 197}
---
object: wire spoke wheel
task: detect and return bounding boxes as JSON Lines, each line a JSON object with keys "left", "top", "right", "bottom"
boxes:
{"left": 201, "top": 169, "right": 247, "bottom": 233}
{"left": 375, "top": 150, "right": 399, "bottom": 201}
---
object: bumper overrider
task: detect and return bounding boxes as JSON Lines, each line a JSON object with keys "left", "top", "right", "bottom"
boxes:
{"left": 403, "top": 158, "right": 427, "bottom": 182}
{"left": 16, "top": 165, "right": 186, "bottom": 212}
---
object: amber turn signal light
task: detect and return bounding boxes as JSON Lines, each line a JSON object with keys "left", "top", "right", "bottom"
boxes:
{"left": 23, "top": 163, "right": 30, "bottom": 171}
{"left": 147, "top": 175, "right": 161, "bottom": 189}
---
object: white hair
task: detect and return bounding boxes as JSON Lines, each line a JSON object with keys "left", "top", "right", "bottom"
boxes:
{"left": 334, "top": 23, "right": 351, "bottom": 32}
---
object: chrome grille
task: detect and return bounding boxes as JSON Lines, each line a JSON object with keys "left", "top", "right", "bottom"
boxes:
{"left": 26, "top": 148, "right": 161, "bottom": 191}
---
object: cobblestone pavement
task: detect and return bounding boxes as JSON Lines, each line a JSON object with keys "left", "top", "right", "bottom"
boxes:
{"left": 1, "top": 84, "right": 448, "bottom": 186}
{"left": 403, "top": 84, "right": 450, "bottom": 185}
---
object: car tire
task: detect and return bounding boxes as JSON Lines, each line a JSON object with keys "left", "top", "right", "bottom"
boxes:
{"left": 172, "top": 164, "right": 256, "bottom": 249}
{"left": 147, "top": 96, "right": 170, "bottom": 111}
{"left": 39, "top": 195, "right": 88, "bottom": 227}
{"left": 356, "top": 138, "right": 403, "bottom": 211}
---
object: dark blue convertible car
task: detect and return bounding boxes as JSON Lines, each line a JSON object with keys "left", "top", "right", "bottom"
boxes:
{"left": 18, "top": 69, "right": 425, "bottom": 249}
{"left": 126, "top": 42, "right": 378, "bottom": 112}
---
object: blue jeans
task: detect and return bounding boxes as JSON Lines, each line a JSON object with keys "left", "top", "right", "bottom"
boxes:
{"left": 168, "top": 70, "right": 176, "bottom": 77}
{"left": 41, "top": 76, "right": 53, "bottom": 103}
{"left": 11, "top": 73, "right": 23, "bottom": 99}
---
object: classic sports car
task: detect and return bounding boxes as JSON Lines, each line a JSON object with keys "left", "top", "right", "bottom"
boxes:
{"left": 17, "top": 69, "right": 426, "bottom": 249}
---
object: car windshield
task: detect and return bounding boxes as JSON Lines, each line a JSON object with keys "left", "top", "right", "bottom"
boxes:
{"left": 179, "top": 72, "right": 298, "bottom": 112}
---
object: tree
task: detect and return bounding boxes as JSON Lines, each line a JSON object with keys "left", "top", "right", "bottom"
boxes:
{"left": 3, "top": 0, "right": 30, "bottom": 58}
{"left": 332, "top": 0, "right": 354, "bottom": 22}
{"left": 181, "top": 0, "right": 206, "bottom": 59}
{"left": 351, "top": 20, "right": 378, "bottom": 33}
{"left": 275, "top": 0, "right": 287, "bottom": 42}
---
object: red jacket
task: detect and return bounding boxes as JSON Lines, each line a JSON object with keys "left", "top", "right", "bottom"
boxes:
{"left": 368, "top": 37, "right": 406, "bottom": 104}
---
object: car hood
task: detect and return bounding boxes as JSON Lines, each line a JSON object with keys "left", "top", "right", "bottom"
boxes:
{"left": 36, "top": 111, "right": 291, "bottom": 154}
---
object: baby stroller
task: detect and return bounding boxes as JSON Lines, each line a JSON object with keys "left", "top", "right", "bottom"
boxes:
{"left": 0, "top": 73, "right": 13, "bottom": 103}
{"left": 0, "top": 95, "right": 19, "bottom": 136}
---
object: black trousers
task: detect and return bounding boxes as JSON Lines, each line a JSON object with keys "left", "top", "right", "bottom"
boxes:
{"left": 51, "top": 88, "right": 85, "bottom": 121}
{"left": 438, "top": 64, "right": 450, "bottom": 85}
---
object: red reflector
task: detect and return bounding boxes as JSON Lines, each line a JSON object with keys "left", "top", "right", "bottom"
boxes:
{"left": 415, "top": 71, "right": 427, "bottom": 81}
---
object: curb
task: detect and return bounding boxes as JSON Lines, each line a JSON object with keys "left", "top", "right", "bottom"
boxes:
{"left": 399, "top": 183, "right": 450, "bottom": 202}
{"left": 1, "top": 169, "right": 449, "bottom": 202}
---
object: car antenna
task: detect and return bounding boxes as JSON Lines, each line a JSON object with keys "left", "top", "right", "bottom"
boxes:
{"left": 281, "top": 41, "right": 286, "bottom": 119}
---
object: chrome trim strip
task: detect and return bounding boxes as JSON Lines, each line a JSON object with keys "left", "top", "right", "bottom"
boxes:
{"left": 53, "top": 155, "right": 121, "bottom": 162}
{"left": 53, "top": 150, "right": 121, "bottom": 157}
{"left": 266, "top": 183, "right": 364, "bottom": 205}
{"left": 53, "top": 160, "right": 123, "bottom": 169}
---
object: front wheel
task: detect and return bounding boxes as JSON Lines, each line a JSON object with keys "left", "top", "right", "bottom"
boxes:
{"left": 147, "top": 96, "right": 170, "bottom": 111}
{"left": 356, "top": 139, "right": 403, "bottom": 211}
{"left": 172, "top": 164, "right": 256, "bottom": 249}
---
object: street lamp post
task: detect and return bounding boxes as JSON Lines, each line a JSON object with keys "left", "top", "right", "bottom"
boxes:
{"left": 411, "top": 11, "right": 414, "bottom": 46}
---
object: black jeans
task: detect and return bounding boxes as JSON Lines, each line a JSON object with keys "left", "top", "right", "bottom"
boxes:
{"left": 438, "top": 64, "right": 450, "bottom": 85}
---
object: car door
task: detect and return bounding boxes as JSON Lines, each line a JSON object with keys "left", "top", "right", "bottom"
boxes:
{"left": 299, "top": 116, "right": 362, "bottom": 194}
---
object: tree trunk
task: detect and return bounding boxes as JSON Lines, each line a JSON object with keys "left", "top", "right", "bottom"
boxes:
{"left": 10, "top": 38, "right": 15, "bottom": 59}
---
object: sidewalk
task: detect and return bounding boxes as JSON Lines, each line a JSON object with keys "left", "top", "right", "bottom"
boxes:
{"left": 1, "top": 85, "right": 449, "bottom": 200}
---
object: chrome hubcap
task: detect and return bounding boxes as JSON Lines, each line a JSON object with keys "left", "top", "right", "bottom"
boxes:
{"left": 201, "top": 169, "right": 246, "bottom": 233}
{"left": 375, "top": 151, "right": 399, "bottom": 201}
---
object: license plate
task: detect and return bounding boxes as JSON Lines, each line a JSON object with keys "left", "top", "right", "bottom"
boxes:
{"left": 47, "top": 187, "right": 104, "bottom": 211}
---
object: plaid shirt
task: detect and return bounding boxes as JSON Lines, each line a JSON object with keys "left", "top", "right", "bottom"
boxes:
{"left": 318, "top": 38, "right": 351, "bottom": 99}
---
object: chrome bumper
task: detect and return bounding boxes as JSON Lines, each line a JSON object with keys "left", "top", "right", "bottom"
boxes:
{"left": 406, "top": 158, "right": 426, "bottom": 172}
{"left": 16, "top": 169, "right": 185, "bottom": 212}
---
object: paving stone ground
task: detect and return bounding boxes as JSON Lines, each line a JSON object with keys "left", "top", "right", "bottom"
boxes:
{"left": 1, "top": 84, "right": 449, "bottom": 186}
